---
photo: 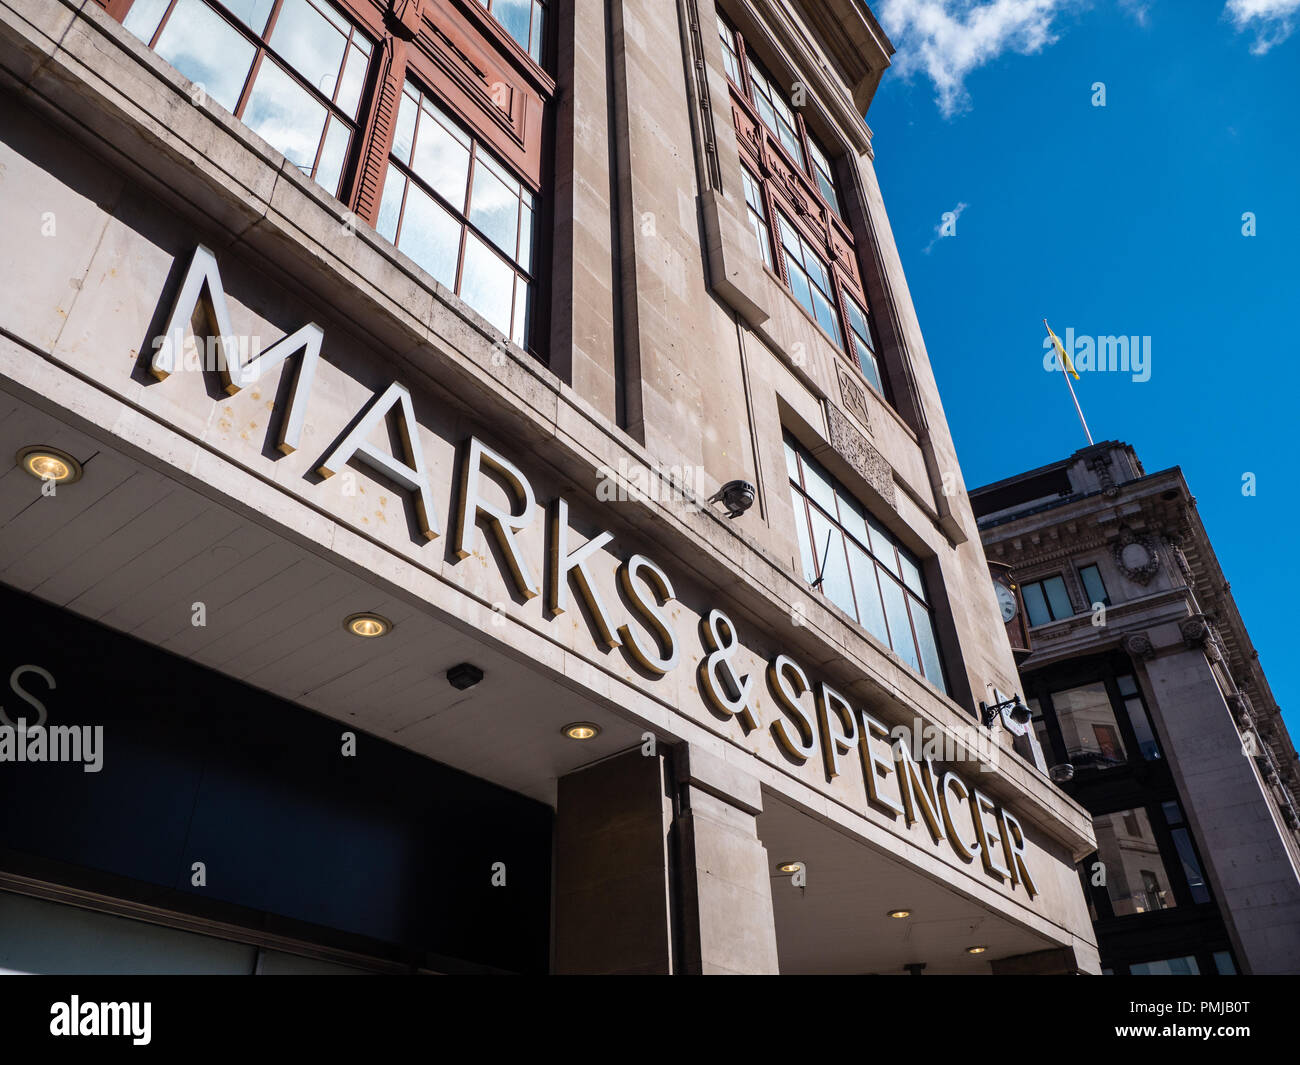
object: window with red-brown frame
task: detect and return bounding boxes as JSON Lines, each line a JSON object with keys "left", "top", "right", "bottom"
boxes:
{"left": 716, "top": 11, "right": 886, "bottom": 400}
{"left": 110, "top": 0, "right": 553, "bottom": 359}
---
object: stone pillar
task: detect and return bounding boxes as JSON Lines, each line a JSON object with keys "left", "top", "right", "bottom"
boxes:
{"left": 553, "top": 749, "right": 675, "bottom": 974}
{"left": 671, "top": 747, "right": 780, "bottom": 975}
{"left": 1142, "top": 647, "right": 1300, "bottom": 974}
{"left": 552, "top": 745, "right": 779, "bottom": 974}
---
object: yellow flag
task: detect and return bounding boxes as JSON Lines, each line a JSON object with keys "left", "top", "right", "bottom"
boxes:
{"left": 1044, "top": 320, "right": 1080, "bottom": 380}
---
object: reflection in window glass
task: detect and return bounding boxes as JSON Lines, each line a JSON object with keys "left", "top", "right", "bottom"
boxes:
{"left": 1094, "top": 808, "right": 1176, "bottom": 915}
{"left": 1213, "top": 951, "right": 1237, "bottom": 975}
{"left": 150, "top": 0, "right": 257, "bottom": 112}
{"left": 1124, "top": 694, "right": 1162, "bottom": 760}
{"left": 243, "top": 59, "right": 328, "bottom": 174}
{"left": 1022, "top": 575, "right": 1072, "bottom": 625}
{"left": 806, "top": 135, "right": 841, "bottom": 216}
{"left": 130, "top": 0, "right": 371, "bottom": 199}
{"left": 786, "top": 436, "right": 945, "bottom": 692}
{"left": 1130, "top": 956, "right": 1200, "bottom": 975}
{"left": 740, "top": 168, "right": 773, "bottom": 268}
{"left": 479, "top": 0, "right": 546, "bottom": 63}
{"left": 382, "top": 79, "right": 536, "bottom": 347}
{"left": 1080, "top": 563, "right": 1110, "bottom": 606}
{"left": 776, "top": 214, "right": 841, "bottom": 344}
{"left": 717, "top": 14, "right": 742, "bottom": 83}
{"left": 1049, "top": 682, "right": 1128, "bottom": 771}
{"left": 748, "top": 61, "right": 804, "bottom": 165}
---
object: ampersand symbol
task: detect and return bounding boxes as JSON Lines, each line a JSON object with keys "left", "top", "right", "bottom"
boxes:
{"left": 699, "top": 609, "right": 757, "bottom": 730}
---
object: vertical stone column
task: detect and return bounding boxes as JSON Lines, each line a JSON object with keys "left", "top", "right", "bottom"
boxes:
{"left": 553, "top": 749, "right": 675, "bottom": 974}
{"left": 1142, "top": 647, "right": 1300, "bottom": 974}
{"left": 552, "top": 745, "right": 779, "bottom": 974}
{"left": 670, "top": 747, "right": 780, "bottom": 975}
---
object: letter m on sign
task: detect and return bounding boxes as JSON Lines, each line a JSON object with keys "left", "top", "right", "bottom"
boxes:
{"left": 151, "top": 245, "right": 322, "bottom": 454}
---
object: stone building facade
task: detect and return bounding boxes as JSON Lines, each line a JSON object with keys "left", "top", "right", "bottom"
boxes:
{"left": 973, "top": 442, "right": 1300, "bottom": 974}
{"left": 0, "top": 0, "right": 1097, "bottom": 973}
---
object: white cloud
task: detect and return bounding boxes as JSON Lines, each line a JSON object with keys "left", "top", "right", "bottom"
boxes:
{"left": 1225, "top": 0, "right": 1300, "bottom": 53}
{"left": 877, "top": 0, "right": 1076, "bottom": 116}
{"left": 1119, "top": 0, "right": 1151, "bottom": 26}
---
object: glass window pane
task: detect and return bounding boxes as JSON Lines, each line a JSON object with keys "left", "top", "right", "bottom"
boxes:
{"left": 1117, "top": 674, "right": 1138, "bottom": 696}
{"left": 1022, "top": 582, "right": 1050, "bottom": 627}
{"left": 1050, "top": 682, "right": 1127, "bottom": 770}
{"left": 1130, "top": 956, "right": 1199, "bottom": 975}
{"left": 1043, "top": 575, "right": 1072, "bottom": 618}
{"left": 511, "top": 275, "right": 529, "bottom": 347}
{"left": 787, "top": 267, "right": 814, "bottom": 318}
{"left": 853, "top": 337, "right": 882, "bottom": 392}
{"left": 460, "top": 233, "right": 515, "bottom": 334}
{"left": 395, "top": 180, "right": 461, "bottom": 289}
{"left": 867, "top": 516, "right": 897, "bottom": 575}
{"left": 494, "top": 0, "right": 534, "bottom": 53}
{"left": 1213, "top": 951, "right": 1236, "bottom": 975}
{"left": 376, "top": 170, "right": 404, "bottom": 242}
{"left": 269, "top": 0, "right": 347, "bottom": 101}
{"left": 790, "top": 490, "right": 817, "bottom": 583}
{"left": 799, "top": 454, "right": 837, "bottom": 515}
{"left": 469, "top": 153, "right": 522, "bottom": 258}
{"left": 911, "top": 598, "right": 945, "bottom": 692}
{"left": 393, "top": 88, "right": 418, "bottom": 164}
{"left": 809, "top": 509, "right": 854, "bottom": 617}
{"left": 518, "top": 198, "right": 535, "bottom": 269}
{"left": 1080, "top": 564, "right": 1109, "bottom": 606}
{"left": 1171, "top": 828, "right": 1210, "bottom": 904}
{"left": 846, "top": 542, "right": 888, "bottom": 645}
{"left": 880, "top": 575, "right": 919, "bottom": 670}
{"left": 314, "top": 115, "right": 350, "bottom": 196}
{"left": 835, "top": 489, "right": 869, "bottom": 546}
{"left": 123, "top": 0, "right": 171, "bottom": 42}
{"left": 336, "top": 42, "right": 370, "bottom": 119}
{"left": 529, "top": 2, "right": 544, "bottom": 62}
{"left": 412, "top": 101, "right": 471, "bottom": 208}
{"left": 225, "top": 0, "right": 276, "bottom": 34}
{"left": 898, "top": 549, "right": 924, "bottom": 597}
{"left": 153, "top": 0, "right": 257, "bottom": 113}
{"left": 243, "top": 59, "right": 329, "bottom": 175}
{"left": 1094, "top": 808, "right": 1176, "bottom": 916}
{"left": 811, "top": 287, "right": 841, "bottom": 344}
{"left": 783, "top": 438, "right": 800, "bottom": 482}
{"left": 1126, "top": 696, "right": 1161, "bottom": 760}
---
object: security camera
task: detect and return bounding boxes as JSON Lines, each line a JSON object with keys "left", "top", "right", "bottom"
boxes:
{"left": 710, "top": 479, "right": 756, "bottom": 519}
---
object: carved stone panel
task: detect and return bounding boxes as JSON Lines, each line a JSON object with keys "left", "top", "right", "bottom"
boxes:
{"left": 837, "top": 368, "right": 872, "bottom": 434}
{"left": 827, "top": 404, "right": 894, "bottom": 507}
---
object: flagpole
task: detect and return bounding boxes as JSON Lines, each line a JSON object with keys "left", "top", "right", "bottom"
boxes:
{"left": 1061, "top": 361, "right": 1094, "bottom": 445}
{"left": 1044, "top": 318, "right": 1094, "bottom": 445}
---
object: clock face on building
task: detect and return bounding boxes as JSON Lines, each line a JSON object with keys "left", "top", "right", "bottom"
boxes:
{"left": 996, "top": 582, "right": 1018, "bottom": 623}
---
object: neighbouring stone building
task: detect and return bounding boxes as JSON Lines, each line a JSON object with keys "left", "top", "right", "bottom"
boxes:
{"left": 0, "top": 0, "right": 1098, "bottom": 973}
{"left": 972, "top": 441, "right": 1300, "bottom": 975}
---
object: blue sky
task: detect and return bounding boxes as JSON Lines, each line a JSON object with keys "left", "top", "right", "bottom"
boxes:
{"left": 867, "top": 0, "right": 1300, "bottom": 736}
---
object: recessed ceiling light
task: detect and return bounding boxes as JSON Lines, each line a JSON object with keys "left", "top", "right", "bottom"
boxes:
{"left": 343, "top": 612, "right": 391, "bottom": 638}
{"left": 562, "top": 722, "right": 600, "bottom": 740}
{"left": 777, "top": 861, "right": 803, "bottom": 874}
{"left": 887, "top": 909, "right": 912, "bottom": 919}
{"left": 16, "top": 445, "right": 82, "bottom": 485}
{"left": 965, "top": 945, "right": 988, "bottom": 955}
